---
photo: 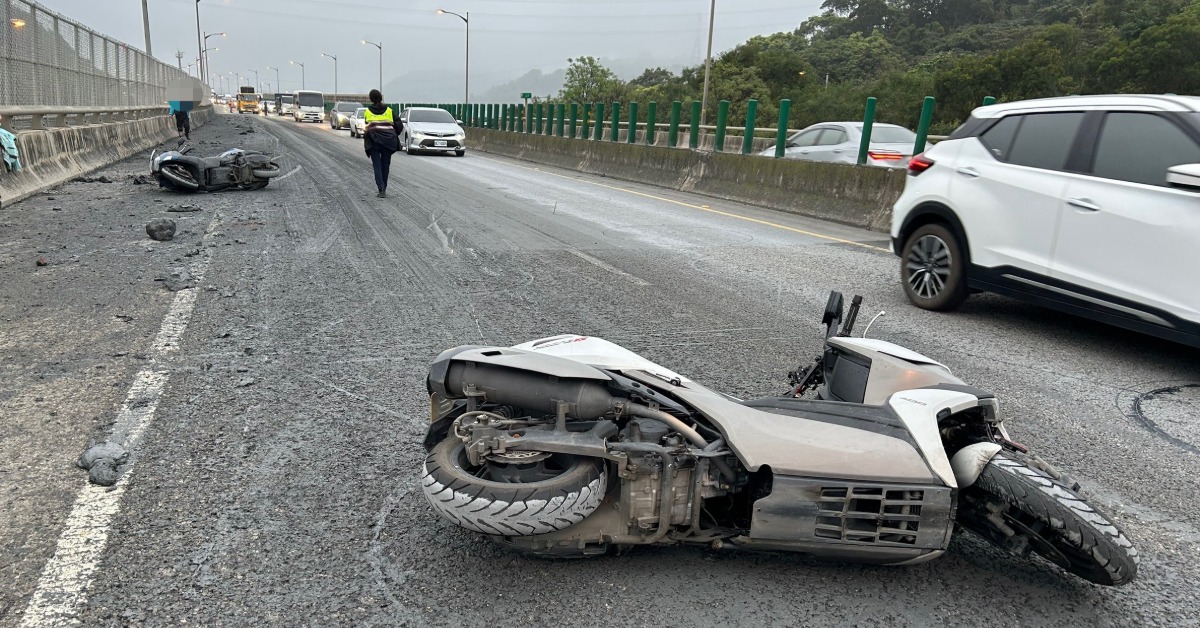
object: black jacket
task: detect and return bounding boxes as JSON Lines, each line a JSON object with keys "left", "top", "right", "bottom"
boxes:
{"left": 363, "top": 103, "right": 402, "bottom": 155}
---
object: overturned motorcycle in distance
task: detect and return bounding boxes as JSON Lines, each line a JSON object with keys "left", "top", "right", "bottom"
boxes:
{"left": 150, "top": 144, "right": 281, "bottom": 192}
{"left": 420, "top": 291, "right": 1138, "bottom": 586}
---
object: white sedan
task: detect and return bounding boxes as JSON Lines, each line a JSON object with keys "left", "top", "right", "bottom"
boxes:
{"left": 759, "top": 122, "right": 917, "bottom": 168}
{"left": 348, "top": 107, "right": 368, "bottom": 138}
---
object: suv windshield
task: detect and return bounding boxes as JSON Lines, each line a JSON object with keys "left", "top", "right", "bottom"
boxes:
{"left": 410, "top": 109, "right": 457, "bottom": 124}
{"left": 297, "top": 93, "right": 323, "bottom": 107}
{"left": 335, "top": 102, "right": 359, "bottom": 112}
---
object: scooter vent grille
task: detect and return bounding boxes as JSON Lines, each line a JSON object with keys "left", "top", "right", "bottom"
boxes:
{"left": 815, "top": 486, "right": 924, "bottom": 545}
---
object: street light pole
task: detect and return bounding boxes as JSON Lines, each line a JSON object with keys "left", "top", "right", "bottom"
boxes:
{"left": 436, "top": 9, "right": 469, "bottom": 103}
{"left": 194, "top": 0, "right": 204, "bottom": 84}
{"left": 203, "top": 32, "right": 225, "bottom": 89}
{"left": 267, "top": 66, "right": 281, "bottom": 93}
{"left": 290, "top": 60, "right": 305, "bottom": 90}
{"left": 362, "top": 40, "right": 382, "bottom": 90}
{"left": 700, "top": 0, "right": 716, "bottom": 126}
{"left": 248, "top": 69, "right": 259, "bottom": 93}
{"left": 141, "top": 0, "right": 152, "bottom": 57}
{"left": 322, "top": 53, "right": 338, "bottom": 98}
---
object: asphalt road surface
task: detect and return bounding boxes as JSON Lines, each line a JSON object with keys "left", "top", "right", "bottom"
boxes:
{"left": 2, "top": 111, "right": 1198, "bottom": 627}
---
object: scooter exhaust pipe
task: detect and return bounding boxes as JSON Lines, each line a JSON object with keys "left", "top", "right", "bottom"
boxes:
{"left": 434, "top": 361, "right": 710, "bottom": 448}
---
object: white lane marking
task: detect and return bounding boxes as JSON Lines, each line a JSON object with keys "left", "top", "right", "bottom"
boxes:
{"left": 567, "top": 249, "right": 651, "bottom": 287}
{"left": 19, "top": 216, "right": 219, "bottom": 628}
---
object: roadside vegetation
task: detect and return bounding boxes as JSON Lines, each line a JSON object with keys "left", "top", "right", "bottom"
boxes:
{"left": 557, "top": 0, "right": 1200, "bottom": 132}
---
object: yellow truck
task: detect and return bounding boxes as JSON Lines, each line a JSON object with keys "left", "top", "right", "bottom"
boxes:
{"left": 237, "top": 87, "right": 260, "bottom": 114}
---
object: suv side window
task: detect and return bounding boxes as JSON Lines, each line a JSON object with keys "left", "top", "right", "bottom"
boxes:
{"left": 979, "top": 116, "right": 1020, "bottom": 161}
{"left": 1005, "top": 112, "right": 1086, "bottom": 170}
{"left": 1092, "top": 112, "right": 1200, "bottom": 186}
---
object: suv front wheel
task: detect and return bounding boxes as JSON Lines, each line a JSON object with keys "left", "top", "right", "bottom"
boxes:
{"left": 901, "top": 223, "right": 968, "bottom": 311}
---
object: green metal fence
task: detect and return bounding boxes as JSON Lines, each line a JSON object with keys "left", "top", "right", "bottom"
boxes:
{"left": 443, "top": 95, "right": 998, "bottom": 162}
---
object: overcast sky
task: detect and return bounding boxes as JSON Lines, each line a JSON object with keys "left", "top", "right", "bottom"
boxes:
{"left": 33, "top": 0, "right": 824, "bottom": 100}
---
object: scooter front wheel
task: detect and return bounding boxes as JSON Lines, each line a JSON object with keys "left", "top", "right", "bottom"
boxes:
{"left": 421, "top": 438, "right": 607, "bottom": 537}
{"left": 958, "top": 451, "right": 1138, "bottom": 585}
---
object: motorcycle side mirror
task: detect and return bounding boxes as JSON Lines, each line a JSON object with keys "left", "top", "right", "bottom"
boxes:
{"left": 822, "top": 291, "right": 844, "bottom": 335}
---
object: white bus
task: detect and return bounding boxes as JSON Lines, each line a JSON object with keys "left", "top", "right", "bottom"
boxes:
{"left": 292, "top": 90, "right": 325, "bottom": 123}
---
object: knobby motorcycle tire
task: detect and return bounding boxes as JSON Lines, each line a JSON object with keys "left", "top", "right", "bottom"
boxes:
{"left": 421, "top": 438, "right": 607, "bottom": 537}
{"left": 963, "top": 451, "right": 1138, "bottom": 586}
{"left": 251, "top": 163, "right": 282, "bottom": 178}
{"left": 160, "top": 165, "right": 200, "bottom": 191}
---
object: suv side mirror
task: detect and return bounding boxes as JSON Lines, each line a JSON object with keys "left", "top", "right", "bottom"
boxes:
{"left": 456, "top": 119, "right": 463, "bottom": 125}
{"left": 1167, "top": 163, "right": 1200, "bottom": 191}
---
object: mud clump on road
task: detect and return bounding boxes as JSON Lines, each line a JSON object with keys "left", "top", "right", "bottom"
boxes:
{"left": 158, "top": 267, "right": 195, "bottom": 292}
{"left": 77, "top": 442, "right": 129, "bottom": 487}
{"left": 146, "top": 219, "right": 177, "bottom": 241}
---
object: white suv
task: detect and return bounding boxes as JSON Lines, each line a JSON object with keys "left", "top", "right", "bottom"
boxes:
{"left": 891, "top": 95, "right": 1200, "bottom": 347}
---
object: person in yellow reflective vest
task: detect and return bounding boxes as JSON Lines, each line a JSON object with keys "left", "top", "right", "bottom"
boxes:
{"left": 363, "top": 89, "right": 403, "bottom": 198}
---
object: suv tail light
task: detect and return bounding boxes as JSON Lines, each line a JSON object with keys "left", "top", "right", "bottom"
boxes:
{"left": 907, "top": 154, "right": 935, "bottom": 176}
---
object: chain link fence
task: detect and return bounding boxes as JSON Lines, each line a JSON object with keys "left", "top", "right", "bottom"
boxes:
{"left": 1, "top": 0, "right": 191, "bottom": 111}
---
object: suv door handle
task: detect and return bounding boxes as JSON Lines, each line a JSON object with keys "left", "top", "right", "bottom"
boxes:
{"left": 1067, "top": 197, "right": 1101, "bottom": 211}
{"left": 956, "top": 167, "right": 980, "bottom": 178}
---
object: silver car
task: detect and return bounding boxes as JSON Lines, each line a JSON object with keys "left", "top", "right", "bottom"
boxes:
{"left": 348, "top": 107, "right": 368, "bottom": 138}
{"left": 760, "top": 122, "right": 917, "bottom": 168}
{"left": 329, "top": 101, "right": 359, "bottom": 130}
{"left": 400, "top": 107, "right": 466, "bottom": 156}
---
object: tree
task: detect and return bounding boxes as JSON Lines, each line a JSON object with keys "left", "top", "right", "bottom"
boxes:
{"left": 630, "top": 68, "right": 675, "bottom": 88}
{"left": 1096, "top": 2, "right": 1200, "bottom": 93}
{"left": 804, "top": 31, "right": 905, "bottom": 84}
{"left": 559, "top": 56, "right": 623, "bottom": 104}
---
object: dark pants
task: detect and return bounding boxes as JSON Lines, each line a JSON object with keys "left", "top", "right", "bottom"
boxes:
{"left": 174, "top": 112, "right": 190, "bottom": 139}
{"left": 370, "top": 146, "right": 393, "bottom": 191}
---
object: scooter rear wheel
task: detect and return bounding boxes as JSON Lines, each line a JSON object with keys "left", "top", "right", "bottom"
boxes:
{"left": 251, "top": 164, "right": 282, "bottom": 178}
{"left": 421, "top": 438, "right": 607, "bottom": 537}
{"left": 160, "top": 164, "right": 200, "bottom": 191}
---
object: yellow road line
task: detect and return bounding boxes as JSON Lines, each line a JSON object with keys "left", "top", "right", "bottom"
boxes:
{"left": 475, "top": 155, "right": 890, "bottom": 252}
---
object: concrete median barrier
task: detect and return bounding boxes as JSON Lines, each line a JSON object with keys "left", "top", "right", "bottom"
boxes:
{"left": 0, "top": 107, "right": 212, "bottom": 209}
{"left": 468, "top": 128, "right": 904, "bottom": 232}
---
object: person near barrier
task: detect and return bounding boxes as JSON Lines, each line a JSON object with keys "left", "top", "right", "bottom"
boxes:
{"left": 362, "top": 89, "right": 402, "bottom": 198}
{"left": 0, "top": 115, "right": 21, "bottom": 174}
{"left": 171, "top": 105, "right": 191, "bottom": 140}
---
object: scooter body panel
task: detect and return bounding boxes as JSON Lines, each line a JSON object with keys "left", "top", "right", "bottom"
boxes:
{"left": 824, "top": 337, "right": 965, "bottom": 405}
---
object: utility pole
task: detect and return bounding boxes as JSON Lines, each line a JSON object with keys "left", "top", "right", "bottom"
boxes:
{"left": 700, "top": 0, "right": 716, "bottom": 126}
{"left": 175, "top": 50, "right": 184, "bottom": 70}
{"left": 142, "top": 0, "right": 152, "bottom": 56}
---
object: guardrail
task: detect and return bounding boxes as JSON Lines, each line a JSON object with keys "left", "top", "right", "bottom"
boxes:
{"left": 0, "top": 105, "right": 172, "bottom": 131}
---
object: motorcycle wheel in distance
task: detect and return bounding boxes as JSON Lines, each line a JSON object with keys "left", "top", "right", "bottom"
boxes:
{"left": 160, "top": 164, "right": 200, "bottom": 191}
{"left": 958, "top": 451, "right": 1138, "bottom": 585}
{"left": 421, "top": 438, "right": 606, "bottom": 537}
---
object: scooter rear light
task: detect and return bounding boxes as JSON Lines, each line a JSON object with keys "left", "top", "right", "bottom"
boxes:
{"left": 907, "top": 154, "right": 935, "bottom": 176}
